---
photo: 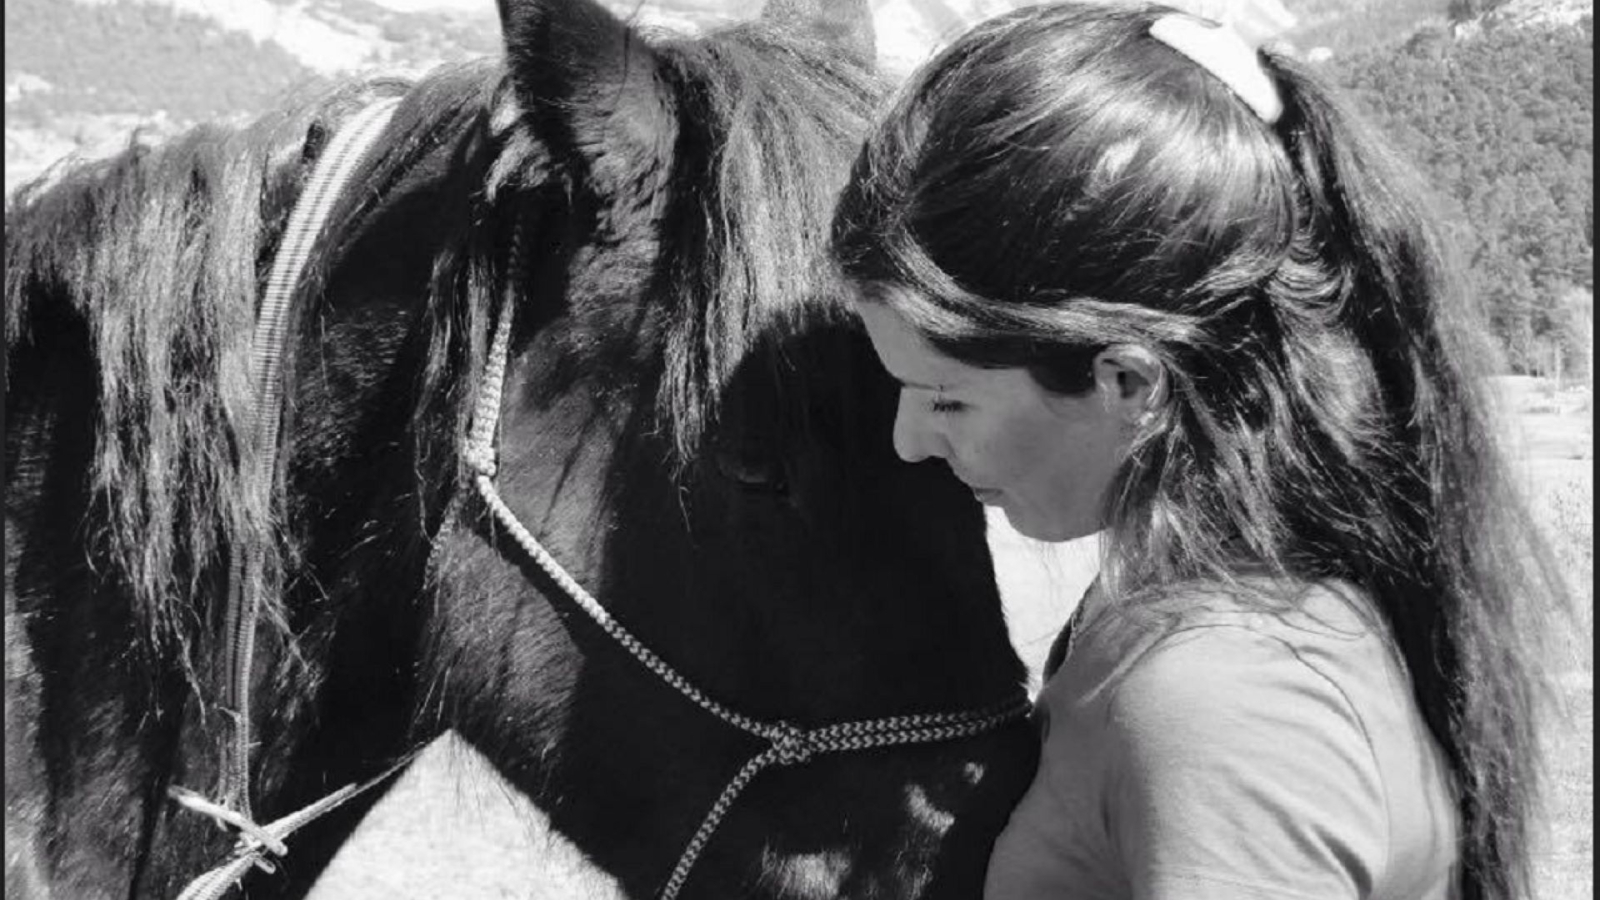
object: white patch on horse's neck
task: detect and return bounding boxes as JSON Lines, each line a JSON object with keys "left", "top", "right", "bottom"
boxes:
{"left": 903, "top": 782, "right": 956, "bottom": 834}
{"left": 304, "top": 732, "right": 627, "bottom": 900}
{"left": 757, "top": 846, "right": 852, "bottom": 899}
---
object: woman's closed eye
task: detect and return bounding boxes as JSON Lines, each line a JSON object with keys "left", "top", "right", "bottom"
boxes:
{"left": 929, "top": 396, "right": 966, "bottom": 414}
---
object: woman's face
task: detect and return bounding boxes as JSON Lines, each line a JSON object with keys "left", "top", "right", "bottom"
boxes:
{"left": 858, "top": 302, "right": 1132, "bottom": 543}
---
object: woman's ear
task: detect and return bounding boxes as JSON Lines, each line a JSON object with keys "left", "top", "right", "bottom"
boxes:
{"left": 1091, "top": 344, "right": 1167, "bottom": 426}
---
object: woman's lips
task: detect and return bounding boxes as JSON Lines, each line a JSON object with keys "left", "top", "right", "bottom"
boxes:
{"left": 951, "top": 468, "right": 1002, "bottom": 504}
{"left": 970, "top": 487, "right": 1003, "bottom": 504}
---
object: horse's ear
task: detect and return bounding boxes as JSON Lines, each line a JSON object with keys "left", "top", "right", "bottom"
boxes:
{"left": 496, "top": 0, "right": 674, "bottom": 183}
{"left": 760, "top": 0, "right": 877, "bottom": 68}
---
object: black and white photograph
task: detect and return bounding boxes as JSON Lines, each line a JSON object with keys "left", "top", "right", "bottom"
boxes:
{"left": 5, "top": 0, "right": 1592, "bottom": 897}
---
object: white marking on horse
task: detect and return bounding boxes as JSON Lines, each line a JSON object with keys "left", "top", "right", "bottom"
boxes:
{"left": 757, "top": 847, "right": 852, "bottom": 899}
{"left": 961, "top": 760, "right": 986, "bottom": 786}
{"left": 904, "top": 782, "right": 956, "bottom": 834}
{"left": 304, "top": 733, "right": 627, "bottom": 900}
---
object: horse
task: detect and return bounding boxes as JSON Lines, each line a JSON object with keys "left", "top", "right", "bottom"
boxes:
{"left": 3, "top": 0, "right": 1038, "bottom": 897}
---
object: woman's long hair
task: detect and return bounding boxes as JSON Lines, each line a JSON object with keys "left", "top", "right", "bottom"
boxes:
{"left": 830, "top": 4, "right": 1568, "bottom": 897}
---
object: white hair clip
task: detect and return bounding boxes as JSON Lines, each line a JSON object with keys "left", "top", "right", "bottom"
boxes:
{"left": 1149, "top": 12, "right": 1285, "bottom": 125}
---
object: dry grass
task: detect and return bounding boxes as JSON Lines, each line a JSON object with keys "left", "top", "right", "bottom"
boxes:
{"left": 1540, "top": 672, "right": 1593, "bottom": 900}
{"left": 1508, "top": 399, "right": 1593, "bottom": 900}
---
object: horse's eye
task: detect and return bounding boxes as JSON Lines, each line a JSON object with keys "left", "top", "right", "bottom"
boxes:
{"left": 714, "top": 445, "right": 789, "bottom": 495}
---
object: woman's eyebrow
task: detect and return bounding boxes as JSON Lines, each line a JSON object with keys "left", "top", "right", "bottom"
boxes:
{"left": 892, "top": 375, "right": 944, "bottom": 392}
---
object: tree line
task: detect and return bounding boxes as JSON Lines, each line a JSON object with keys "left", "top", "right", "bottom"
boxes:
{"left": 1331, "top": 17, "right": 1593, "bottom": 375}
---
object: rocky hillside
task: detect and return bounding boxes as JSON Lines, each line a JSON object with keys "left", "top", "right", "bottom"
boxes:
{"left": 1485, "top": 0, "right": 1594, "bottom": 25}
{"left": 1276, "top": 0, "right": 1451, "bottom": 56}
{"left": 0, "top": 0, "right": 780, "bottom": 192}
{"left": 6, "top": 0, "right": 1593, "bottom": 195}
{"left": 4, "top": 0, "right": 500, "bottom": 193}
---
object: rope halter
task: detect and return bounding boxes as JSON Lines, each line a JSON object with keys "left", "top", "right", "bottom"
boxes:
{"left": 464, "top": 237, "right": 1032, "bottom": 900}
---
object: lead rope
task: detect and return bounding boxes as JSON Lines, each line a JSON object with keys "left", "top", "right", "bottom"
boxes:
{"left": 464, "top": 228, "right": 1032, "bottom": 900}
{"left": 169, "top": 95, "right": 411, "bottom": 900}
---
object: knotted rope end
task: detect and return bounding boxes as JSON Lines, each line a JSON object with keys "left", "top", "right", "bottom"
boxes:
{"left": 168, "top": 785, "right": 290, "bottom": 858}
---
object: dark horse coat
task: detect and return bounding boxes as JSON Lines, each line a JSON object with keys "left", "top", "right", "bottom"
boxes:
{"left": 4, "top": 1, "right": 1037, "bottom": 897}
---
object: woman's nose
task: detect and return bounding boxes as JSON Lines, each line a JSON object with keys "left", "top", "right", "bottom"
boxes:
{"left": 892, "top": 392, "right": 940, "bottom": 463}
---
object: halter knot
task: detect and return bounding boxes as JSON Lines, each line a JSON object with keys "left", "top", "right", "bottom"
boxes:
{"left": 168, "top": 786, "right": 289, "bottom": 865}
{"left": 770, "top": 723, "right": 818, "bottom": 767}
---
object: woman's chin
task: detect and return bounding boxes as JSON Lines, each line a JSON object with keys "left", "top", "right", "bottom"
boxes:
{"left": 1002, "top": 506, "right": 1089, "bottom": 544}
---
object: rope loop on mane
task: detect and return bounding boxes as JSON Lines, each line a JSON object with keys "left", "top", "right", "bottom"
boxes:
{"left": 172, "top": 93, "right": 408, "bottom": 900}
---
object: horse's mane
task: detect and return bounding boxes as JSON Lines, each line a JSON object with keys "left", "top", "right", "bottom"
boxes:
{"left": 6, "top": 98, "right": 326, "bottom": 675}
{"left": 3, "top": 69, "right": 484, "bottom": 679}
{"left": 3, "top": 20, "right": 879, "bottom": 681}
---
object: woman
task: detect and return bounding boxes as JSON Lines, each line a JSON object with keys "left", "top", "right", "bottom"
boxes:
{"left": 830, "top": 4, "right": 1567, "bottom": 898}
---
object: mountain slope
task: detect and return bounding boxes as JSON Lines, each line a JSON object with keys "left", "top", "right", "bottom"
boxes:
{"left": 2, "top": 0, "right": 504, "bottom": 191}
{"left": 1278, "top": 0, "right": 1451, "bottom": 55}
{"left": 1333, "top": 14, "right": 1593, "bottom": 370}
{"left": 5, "top": 0, "right": 319, "bottom": 124}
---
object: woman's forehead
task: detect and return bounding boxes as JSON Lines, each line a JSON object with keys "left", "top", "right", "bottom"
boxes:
{"left": 857, "top": 302, "right": 985, "bottom": 390}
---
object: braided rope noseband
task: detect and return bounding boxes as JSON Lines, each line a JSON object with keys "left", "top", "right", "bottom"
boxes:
{"left": 467, "top": 221, "right": 1032, "bottom": 900}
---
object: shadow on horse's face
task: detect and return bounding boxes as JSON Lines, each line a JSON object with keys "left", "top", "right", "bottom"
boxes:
{"left": 620, "top": 314, "right": 1012, "bottom": 713}
{"left": 429, "top": 298, "right": 1035, "bottom": 900}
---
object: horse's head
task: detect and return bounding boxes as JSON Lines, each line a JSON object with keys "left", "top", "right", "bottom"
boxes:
{"left": 417, "top": 1, "right": 1037, "bottom": 897}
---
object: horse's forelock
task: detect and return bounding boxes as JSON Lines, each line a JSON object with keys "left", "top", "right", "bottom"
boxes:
{"left": 652, "top": 24, "right": 883, "bottom": 467}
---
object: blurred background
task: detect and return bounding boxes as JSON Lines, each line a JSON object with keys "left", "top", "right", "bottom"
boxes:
{"left": 5, "top": 0, "right": 1591, "bottom": 380}
{"left": 4, "top": 1, "right": 1590, "bottom": 897}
